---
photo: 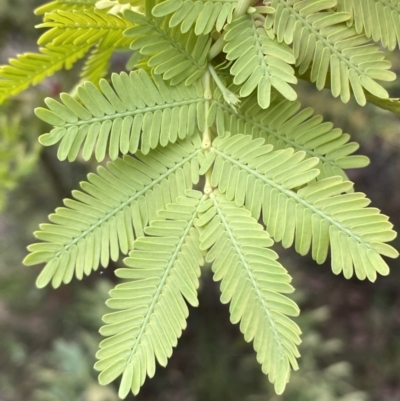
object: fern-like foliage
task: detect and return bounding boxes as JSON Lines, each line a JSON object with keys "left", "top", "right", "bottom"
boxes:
{"left": 16, "top": 0, "right": 400, "bottom": 398}
{"left": 209, "top": 87, "right": 369, "bottom": 179}
{"left": 223, "top": 12, "right": 297, "bottom": 109}
{"left": 209, "top": 134, "right": 397, "bottom": 281}
{"left": 34, "top": 0, "right": 97, "bottom": 14}
{"left": 95, "top": 191, "right": 204, "bottom": 398}
{"left": 197, "top": 192, "right": 301, "bottom": 394}
{"left": 0, "top": 6, "right": 131, "bottom": 104}
{"left": 297, "top": 65, "right": 400, "bottom": 117}
{"left": 35, "top": 70, "right": 205, "bottom": 161}
{"left": 152, "top": 0, "right": 238, "bottom": 34}
{"left": 337, "top": 0, "right": 400, "bottom": 50}
{"left": 271, "top": 0, "right": 396, "bottom": 105}
{"left": 0, "top": 45, "right": 90, "bottom": 104}
{"left": 37, "top": 10, "right": 133, "bottom": 48}
{"left": 24, "top": 135, "right": 201, "bottom": 288}
{"left": 124, "top": 10, "right": 211, "bottom": 85}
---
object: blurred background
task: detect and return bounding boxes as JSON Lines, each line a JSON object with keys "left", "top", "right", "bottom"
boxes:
{"left": 1, "top": 2, "right": 400, "bottom": 400}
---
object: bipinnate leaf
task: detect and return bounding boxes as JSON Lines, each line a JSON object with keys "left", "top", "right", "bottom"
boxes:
{"left": 19, "top": 0, "right": 400, "bottom": 398}
{"left": 23, "top": 136, "right": 202, "bottom": 288}
{"left": 95, "top": 191, "right": 205, "bottom": 397}
{"left": 197, "top": 192, "right": 301, "bottom": 394}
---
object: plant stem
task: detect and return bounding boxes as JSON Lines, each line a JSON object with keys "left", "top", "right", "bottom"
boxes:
{"left": 208, "top": 64, "right": 240, "bottom": 111}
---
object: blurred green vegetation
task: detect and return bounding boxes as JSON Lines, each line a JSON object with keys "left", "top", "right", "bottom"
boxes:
{"left": 1, "top": 2, "right": 400, "bottom": 401}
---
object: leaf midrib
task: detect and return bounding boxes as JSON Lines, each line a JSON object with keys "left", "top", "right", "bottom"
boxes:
{"left": 211, "top": 193, "right": 286, "bottom": 359}
{"left": 249, "top": 14, "right": 271, "bottom": 80}
{"left": 127, "top": 196, "right": 205, "bottom": 364}
{"left": 55, "top": 98, "right": 205, "bottom": 129}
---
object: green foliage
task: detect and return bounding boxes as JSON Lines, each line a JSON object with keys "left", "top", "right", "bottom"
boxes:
{"left": 124, "top": 10, "right": 212, "bottom": 85}
{"left": 96, "top": 191, "right": 204, "bottom": 398}
{"left": 1, "top": 0, "right": 397, "bottom": 398}
{"left": 198, "top": 192, "right": 301, "bottom": 394}
{"left": 0, "top": 45, "right": 90, "bottom": 104}
{"left": 35, "top": 70, "right": 204, "bottom": 160}
{"left": 152, "top": 0, "right": 237, "bottom": 34}
{"left": 37, "top": 10, "right": 133, "bottom": 48}
{"left": 0, "top": 114, "right": 40, "bottom": 210}
{"left": 209, "top": 87, "right": 370, "bottom": 179}
{"left": 24, "top": 135, "right": 201, "bottom": 289}
{"left": 270, "top": 0, "right": 396, "bottom": 105}
{"left": 34, "top": 0, "right": 97, "bottom": 15}
{"left": 337, "top": 0, "right": 400, "bottom": 50}
{"left": 223, "top": 11, "right": 298, "bottom": 108}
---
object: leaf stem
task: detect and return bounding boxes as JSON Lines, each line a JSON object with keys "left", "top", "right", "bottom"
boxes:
{"left": 202, "top": 70, "right": 212, "bottom": 149}
{"left": 204, "top": 169, "right": 213, "bottom": 195}
{"left": 202, "top": 70, "right": 214, "bottom": 194}
{"left": 208, "top": 64, "right": 240, "bottom": 111}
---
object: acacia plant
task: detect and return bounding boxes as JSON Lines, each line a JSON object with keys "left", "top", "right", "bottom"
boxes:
{"left": 1, "top": 0, "right": 399, "bottom": 398}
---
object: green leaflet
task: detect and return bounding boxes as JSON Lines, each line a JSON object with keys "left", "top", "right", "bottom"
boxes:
{"left": 209, "top": 134, "right": 398, "bottom": 281}
{"left": 271, "top": 0, "right": 396, "bottom": 105}
{"left": 337, "top": 0, "right": 400, "bottom": 50}
{"left": 24, "top": 136, "right": 202, "bottom": 288}
{"left": 124, "top": 10, "right": 211, "bottom": 86}
{"left": 37, "top": 9, "right": 133, "bottom": 48}
{"left": 36, "top": 70, "right": 205, "bottom": 161}
{"left": 0, "top": 44, "right": 90, "bottom": 105}
{"left": 197, "top": 192, "right": 301, "bottom": 395}
{"left": 152, "top": 0, "right": 238, "bottom": 35}
{"left": 96, "top": 191, "right": 204, "bottom": 398}
{"left": 209, "top": 88, "right": 369, "bottom": 179}
{"left": 224, "top": 13, "right": 297, "bottom": 109}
